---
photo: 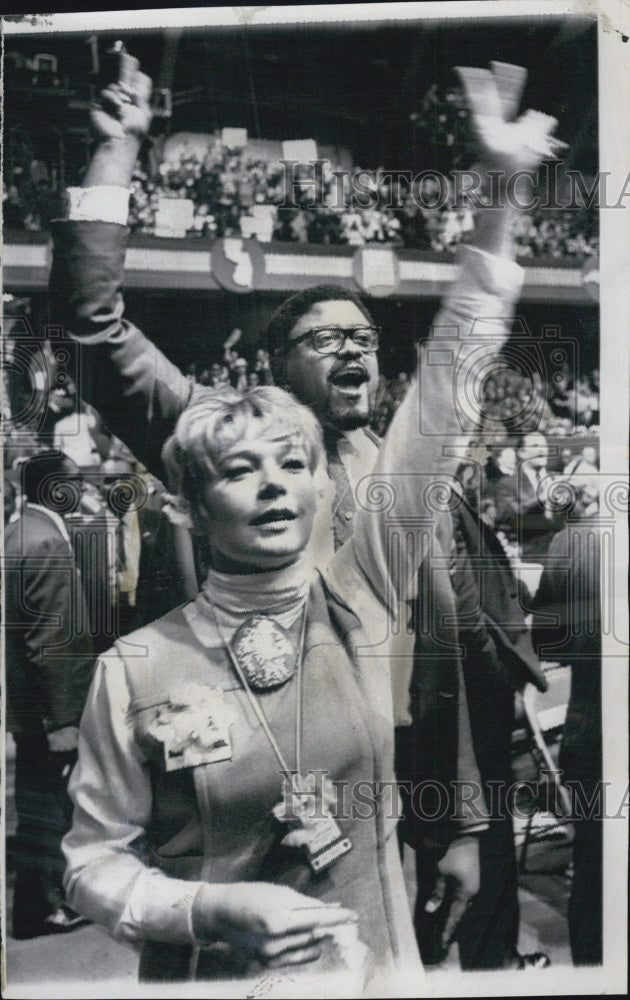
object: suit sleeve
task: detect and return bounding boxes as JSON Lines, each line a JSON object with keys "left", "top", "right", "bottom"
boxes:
{"left": 49, "top": 220, "right": 195, "bottom": 479}
{"left": 19, "top": 533, "right": 95, "bottom": 731}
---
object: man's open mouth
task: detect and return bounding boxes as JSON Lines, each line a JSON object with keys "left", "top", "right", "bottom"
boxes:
{"left": 330, "top": 366, "right": 369, "bottom": 389}
{"left": 250, "top": 508, "right": 297, "bottom": 526}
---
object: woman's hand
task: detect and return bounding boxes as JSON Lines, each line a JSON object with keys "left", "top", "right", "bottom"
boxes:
{"left": 192, "top": 882, "right": 358, "bottom": 968}
{"left": 454, "top": 62, "right": 568, "bottom": 257}
{"left": 455, "top": 62, "right": 567, "bottom": 177}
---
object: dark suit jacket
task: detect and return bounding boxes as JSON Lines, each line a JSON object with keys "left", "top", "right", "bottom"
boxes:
{"left": 455, "top": 497, "right": 547, "bottom": 693}
{"left": 4, "top": 506, "right": 95, "bottom": 735}
{"left": 493, "top": 468, "right": 563, "bottom": 559}
{"left": 399, "top": 496, "right": 546, "bottom": 851}
{"left": 531, "top": 519, "right": 601, "bottom": 784}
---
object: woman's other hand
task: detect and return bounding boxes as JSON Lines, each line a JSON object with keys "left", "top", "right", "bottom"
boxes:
{"left": 192, "top": 882, "right": 358, "bottom": 967}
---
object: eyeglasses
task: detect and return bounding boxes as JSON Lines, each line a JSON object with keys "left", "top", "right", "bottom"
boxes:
{"left": 288, "top": 325, "right": 380, "bottom": 355}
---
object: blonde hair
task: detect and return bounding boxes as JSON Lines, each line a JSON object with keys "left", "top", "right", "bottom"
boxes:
{"left": 161, "top": 385, "right": 323, "bottom": 531}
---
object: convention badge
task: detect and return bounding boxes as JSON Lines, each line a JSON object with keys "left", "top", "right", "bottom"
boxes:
{"left": 147, "top": 683, "right": 236, "bottom": 771}
{"left": 273, "top": 772, "right": 352, "bottom": 873}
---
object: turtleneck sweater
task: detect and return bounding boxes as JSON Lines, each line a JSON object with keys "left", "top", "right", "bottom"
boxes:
{"left": 183, "top": 554, "right": 313, "bottom": 649}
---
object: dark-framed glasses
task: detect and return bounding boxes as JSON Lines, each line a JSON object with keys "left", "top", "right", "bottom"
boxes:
{"left": 289, "top": 325, "right": 380, "bottom": 355}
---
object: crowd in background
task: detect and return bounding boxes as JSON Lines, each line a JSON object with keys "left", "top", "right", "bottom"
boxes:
{"left": 4, "top": 79, "right": 598, "bottom": 260}
{"left": 372, "top": 363, "right": 599, "bottom": 440}
{"left": 3, "top": 149, "right": 598, "bottom": 260}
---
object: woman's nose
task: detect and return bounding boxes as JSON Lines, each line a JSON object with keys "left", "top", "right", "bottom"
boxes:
{"left": 258, "top": 463, "right": 287, "bottom": 499}
{"left": 258, "top": 481, "right": 286, "bottom": 500}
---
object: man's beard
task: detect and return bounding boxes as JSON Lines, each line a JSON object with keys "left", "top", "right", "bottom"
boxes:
{"left": 326, "top": 411, "right": 371, "bottom": 432}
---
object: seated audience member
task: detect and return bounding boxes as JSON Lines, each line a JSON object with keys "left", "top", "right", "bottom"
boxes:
{"left": 53, "top": 399, "right": 107, "bottom": 469}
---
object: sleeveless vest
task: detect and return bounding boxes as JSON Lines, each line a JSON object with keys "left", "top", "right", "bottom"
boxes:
{"left": 114, "top": 572, "right": 403, "bottom": 982}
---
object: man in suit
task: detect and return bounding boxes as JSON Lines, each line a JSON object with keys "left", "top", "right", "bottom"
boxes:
{"left": 532, "top": 488, "right": 602, "bottom": 965}
{"left": 493, "top": 431, "right": 564, "bottom": 559}
{"left": 5, "top": 450, "right": 95, "bottom": 937}
{"left": 430, "top": 494, "right": 549, "bottom": 969}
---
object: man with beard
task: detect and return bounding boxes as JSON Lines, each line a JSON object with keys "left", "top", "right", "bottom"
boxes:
{"left": 263, "top": 284, "right": 381, "bottom": 558}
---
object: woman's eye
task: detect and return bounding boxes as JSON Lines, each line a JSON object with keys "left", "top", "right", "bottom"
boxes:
{"left": 224, "top": 466, "right": 251, "bottom": 480}
{"left": 283, "top": 458, "right": 305, "bottom": 472}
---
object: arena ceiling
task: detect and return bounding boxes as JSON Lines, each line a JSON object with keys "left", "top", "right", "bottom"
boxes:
{"left": 4, "top": 15, "right": 598, "bottom": 174}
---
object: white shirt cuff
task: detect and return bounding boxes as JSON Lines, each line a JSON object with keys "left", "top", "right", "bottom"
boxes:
{"left": 117, "top": 869, "right": 199, "bottom": 944}
{"left": 452, "top": 243, "right": 524, "bottom": 305}
{"left": 65, "top": 185, "right": 131, "bottom": 224}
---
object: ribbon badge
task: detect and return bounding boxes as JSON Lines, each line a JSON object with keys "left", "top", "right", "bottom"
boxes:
{"left": 147, "top": 682, "right": 237, "bottom": 771}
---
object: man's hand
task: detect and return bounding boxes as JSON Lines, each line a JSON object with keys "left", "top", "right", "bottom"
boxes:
{"left": 82, "top": 48, "right": 153, "bottom": 189}
{"left": 90, "top": 50, "right": 153, "bottom": 144}
{"left": 425, "top": 834, "right": 480, "bottom": 951}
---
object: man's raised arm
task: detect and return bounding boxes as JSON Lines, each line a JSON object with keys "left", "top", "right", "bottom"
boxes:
{"left": 49, "top": 51, "right": 194, "bottom": 479}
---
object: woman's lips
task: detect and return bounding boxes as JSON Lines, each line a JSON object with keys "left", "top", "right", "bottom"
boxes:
{"left": 250, "top": 508, "right": 297, "bottom": 526}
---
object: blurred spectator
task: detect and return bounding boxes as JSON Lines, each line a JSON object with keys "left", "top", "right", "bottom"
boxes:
{"left": 479, "top": 496, "right": 497, "bottom": 530}
{"left": 3, "top": 182, "right": 26, "bottom": 227}
{"left": 532, "top": 484, "right": 602, "bottom": 965}
{"left": 563, "top": 444, "right": 598, "bottom": 479}
{"left": 253, "top": 347, "right": 270, "bottom": 373}
{"left": 102, "top": 457, "right": 142, "bottom": 636}
{"left": 492, "top": 432, "right": 564, "bottom": 559}
{"left": 208, "top": 363, "right": 223, "bottom": 386}
{"left": 132, "top": 465, "right": 199, "bottom": 631}
{"left": 548, "top": 369, "right": 576, "bottom": 422}
{"left": 573, "top": 375, "right": 599, "bottom": 428}
{"left": 5, "top": 450, "right": 95, "bottom": 938}
{"left": 230, "top": 357, "right": 248, "bottom": 392}
{"left": 486, "top": 443, "right": 517, "bottom": 481}
{"left": 53, "top": 400, "right": 107, "bottom": 469}
{"left": 3, "top": 475, "right": 17, "bottom": 524}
